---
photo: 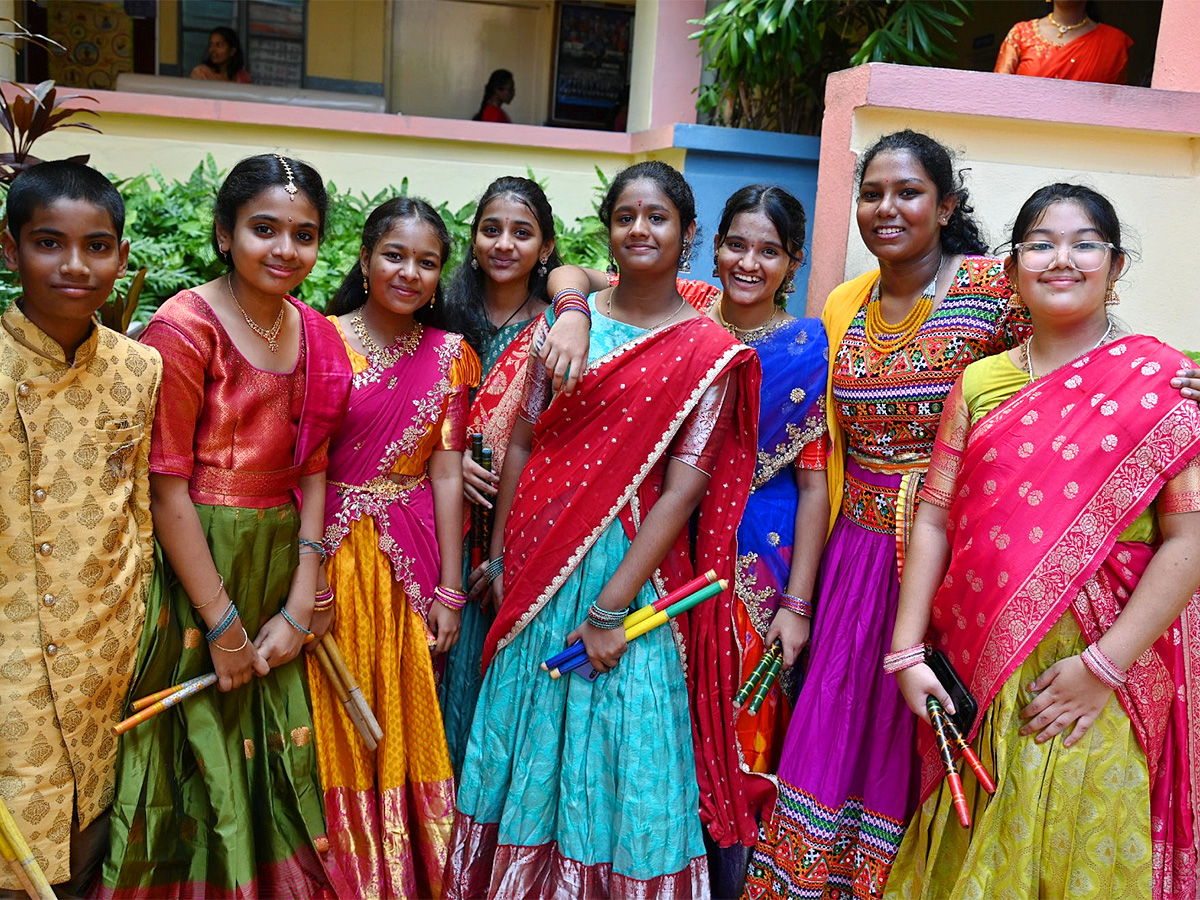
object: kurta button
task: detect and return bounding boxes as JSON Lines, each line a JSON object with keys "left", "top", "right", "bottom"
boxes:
{"left": 43, "top": 593, "right": 55, "bottom": 606}
{"left": 33, "top": 488, "right": 46, "bottom": 502}
{"left": 17, "top": 382, "right": 30, "bottom": 397}
{"left": 38, "top": 542, "right": 52, "bottom": 556}
{"left": 46, "top": 643, "right": 57, "bottom": 655}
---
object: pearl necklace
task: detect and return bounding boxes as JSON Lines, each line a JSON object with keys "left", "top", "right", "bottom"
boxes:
{"left": 351, "top": 311, "right": 421, "bottom": 368}
{"left": 1047, "top": 11, "right": 1089, "bottom": 38}
{"left": 863, "top": 257, "right": 942, "bottom": 357}
{"left": 1022, "top": 319, "right": 1114, "bottom": 382}
{"left": 227, "top": 274, "right": 284, "bottom": 353}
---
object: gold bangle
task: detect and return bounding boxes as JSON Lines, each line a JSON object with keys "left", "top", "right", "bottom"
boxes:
{"left": 192, "top": 573, "right": 225, "bottom": 610}
{"left": 210, "top": 627, "right": 249, "bottom": 653}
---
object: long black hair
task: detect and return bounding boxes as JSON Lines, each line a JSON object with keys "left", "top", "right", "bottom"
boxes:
{"left": 857, "top": 130, "right": 987, "bottom": 256}
{"left": 715, "top": 184, "right": 806, "bottom": 309}
{"left": 327, "top": 196, "right": 451, "bottom": 322}
{"left": 438, "top": 176, "right": 561, "bottom": 352}
{"left": 203, "top": 27, "right": 246, "bottom": 81}
{"left": 472, "top": 69, "right": 513, "bottom": 121}
{"left": 212, "top": 154, "right": 327, "bottom": 266}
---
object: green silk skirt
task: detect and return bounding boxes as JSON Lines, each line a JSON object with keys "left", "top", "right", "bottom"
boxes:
{"left": 99, "top": 504, "right": 339, "bottom": 899}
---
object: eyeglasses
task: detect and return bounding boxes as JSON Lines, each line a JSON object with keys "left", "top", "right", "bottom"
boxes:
{"left": 1013, "top": 240, "right": 1114, "bottom": 273}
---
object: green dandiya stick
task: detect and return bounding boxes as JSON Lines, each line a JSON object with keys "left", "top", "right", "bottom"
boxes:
{"left": 735, "top": 640, "right": 781, "bottom": 706}
{"left": 747, "top": 650, "right": 785, "bottom": 715}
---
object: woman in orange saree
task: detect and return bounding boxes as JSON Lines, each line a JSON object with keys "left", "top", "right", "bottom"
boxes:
{"left": 888, "top": 184, "right": 1200, "bottom": 900}
{"left": 994, "top": 1, "right": 1131, "bottom": 84}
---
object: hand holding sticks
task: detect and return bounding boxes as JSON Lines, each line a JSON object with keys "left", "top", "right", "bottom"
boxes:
{"left": 314, "top": 634, "right": 383, "bottom": 749}
{"left": 927, "top": 696, "right": 972, "bottom": 828}
{"left": 735, "top": 639, "right": 784, "bottom": 715}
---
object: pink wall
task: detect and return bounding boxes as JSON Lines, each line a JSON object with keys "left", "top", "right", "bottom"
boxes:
{"left": 646, "top": 0, "right": 705, "bottom": 130}
{"left": 1153, "top": 0, "right": 1200, "bottom": 91}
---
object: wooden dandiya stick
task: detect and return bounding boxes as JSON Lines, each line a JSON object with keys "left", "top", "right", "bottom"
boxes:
{"left": 112, "top": 674, "right": 218, "bottom": 736}
{"left": 470, "top": 434, "right": 485, "bottom": 569}
{"left": 551, "top": 579, "right": 729, "bottom": 678}
{"left": 940, "top": 708, "right": 996, "bottom": 794}
{"left": 321, "top": 635, "right": 383, "bottom": 743}
{"left": 540, "top": 569, "right": 720, "bottom": 673}
{"left": 0, "top": 796, "right": 55, "bottom": 900}
{"left": 928, "top": 697, "right": 971, "bottom": 828}
{"left": 747, "top": 648, "right": 785, "bottom": 716}
{"left": 735, "top": 640, "right": 782, "bottom": 706}
{"left": 314, "top": 640, "right": 377, "bottom": 752}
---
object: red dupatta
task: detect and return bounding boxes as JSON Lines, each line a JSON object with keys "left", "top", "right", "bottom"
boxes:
{"left": 466, "top": 316, "right": 542, "bottom": 477}
{"left": 323, "top": 327, "right": 467, "bottom": 619}
{"left": 482, "top": 315, "right": 758, "bottom": 666}
{"left": 921, "top": 335, "right": 1200, "bottom": 899}
{"left": 1016, "top": 22, "right": 1131, "bottom": 83}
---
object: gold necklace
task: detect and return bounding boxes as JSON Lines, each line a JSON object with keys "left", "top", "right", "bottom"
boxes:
{"left": 1022, "top": 319, "right": 1113, "bottom": 383}
{"left": 351, "top": 310, "right": 421, "bottom": 367}
{"left": 227, "top": 273, "right": 284, "bottom": 352}
{"left": 1047, "top": 11, "right": 1089, "bottom": 38}
{"left": 606, "top": 290, "right": 686, "bottom": 330}
{"left": 863, "top": 258, "right": 942, "bottom": 357}
{"left": 716, "top": 302, "right": 781, "bottom": 342}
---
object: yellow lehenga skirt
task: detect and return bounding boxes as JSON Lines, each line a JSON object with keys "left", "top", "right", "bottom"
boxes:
{"left": 885, "top": 614, "right": 1152, "bottom": 900}
{"left": 308, "top": 515, "right": 456, "bottom": 899}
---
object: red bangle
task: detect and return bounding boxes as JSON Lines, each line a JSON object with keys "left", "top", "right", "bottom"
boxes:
{"left": 883, "top": 643, "right": 929, "bottom": 675}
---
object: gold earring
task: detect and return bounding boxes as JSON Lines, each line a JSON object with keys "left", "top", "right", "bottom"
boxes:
{"left": 1105, "top": 284, "right": 1120, "bottom": 307}
{"left": 1009, "top": 287, "right": 1024, "bottom": 309}
{"left": 362, "top": 271, "right": 369, "bottom": 293}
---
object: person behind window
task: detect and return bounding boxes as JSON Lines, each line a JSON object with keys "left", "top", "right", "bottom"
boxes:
{"left": 190, "top": 26, "right": 252, "bottom": 84}
{"left": 472, "top": 69, "right": 514, "bottom": 123}
{"left": 994, "top": 1, "right": 1131, "bottom": 84}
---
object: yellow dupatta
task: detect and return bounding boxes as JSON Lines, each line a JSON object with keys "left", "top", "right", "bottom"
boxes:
{"left": 818, "top": 269, "right": 880, "bottom": 535}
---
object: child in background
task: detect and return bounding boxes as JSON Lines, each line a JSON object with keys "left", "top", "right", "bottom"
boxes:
{"left": 0, "top": 161, "right": 162, "bottom": 897}
{"left": 101, "top": 154, "right": 352, "bottom": 899}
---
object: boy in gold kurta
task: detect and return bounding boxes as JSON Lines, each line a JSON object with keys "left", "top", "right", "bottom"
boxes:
{"left": 0, "top": 161, "right": 161, "bottom": 897}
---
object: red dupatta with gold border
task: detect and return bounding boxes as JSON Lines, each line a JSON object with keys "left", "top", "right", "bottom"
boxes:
{"left": 466, "top": 316, "right": 542, "bottom": 478}
{"left": 920, "top": 335, "right": 1200, "bottom": 900}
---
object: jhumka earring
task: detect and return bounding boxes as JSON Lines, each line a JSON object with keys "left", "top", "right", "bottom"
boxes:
{"left": 1105, "top": 284, "right": 1121, "bottom": 307}
{"left": 712, "top": 252, "right": 720, "bottom": 278}
{"left": 606, "top": 249, "right": 618, "bottom": 276}
{"left": 1009, "top": 287, "right": 1024, "bottom": 309}
{"left": 538, "top": 259, "right": 549, "bottom": 277}
{"left": 679, "top": 240, "right": 692, "bottom": 274}
{"left": 470, "top": 255, "right": 479, "bottom": 271}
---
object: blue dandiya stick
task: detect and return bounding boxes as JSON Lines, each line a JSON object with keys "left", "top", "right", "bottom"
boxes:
{"left": 552, "top": 579, "right": 728, "bottom": 678}
{"left": 539, "top": 570, "right": 718, "bottom": 674}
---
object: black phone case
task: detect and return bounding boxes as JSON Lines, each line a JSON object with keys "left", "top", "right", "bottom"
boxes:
{"left": 926, "top": 648, "right": 978, "bottom": 736}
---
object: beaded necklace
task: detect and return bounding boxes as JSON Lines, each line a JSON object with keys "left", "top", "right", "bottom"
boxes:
{"left": 863, "top": 257, "right": 942, "bottom": 357}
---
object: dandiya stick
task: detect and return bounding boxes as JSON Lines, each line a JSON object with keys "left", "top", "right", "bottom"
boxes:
{"left": 551, "top": 580, "right": 729, "bottom": 678}
{"left": 131, "top": 674, "right": 217, "bottom": 712}
{"left": 940, "top": 708, "right": 996, "bottom": 794}
{"left": 735, "top": 641, "right": 781, "bottom": 706}
{"left": 322, "top": 635, "right": 383, "bottom": 743}
{"left": 314, "top": 641, "right": 377, "bottom": 752}
{"left": 747, "top": 649, "right": 785, "bottom": 716}
{"left": 112, "top": 674, "right": 218, "bottom": 736}
{"left": 540, "top": 569, "right": 719, "bottom": 673}
{"left": 928, "top": 697, "right": 971, "bottom": 828}
{"left": 0, "top": 795, "right": 55, "bottom": 900}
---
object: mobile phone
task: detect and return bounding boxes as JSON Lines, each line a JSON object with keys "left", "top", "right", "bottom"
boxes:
{"left": 925, "top": 648, "right": 978, "bottom": 736}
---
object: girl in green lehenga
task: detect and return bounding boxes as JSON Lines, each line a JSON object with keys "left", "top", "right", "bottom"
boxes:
{"left": 100, "top": 154, "right": 353, "bottom": 899}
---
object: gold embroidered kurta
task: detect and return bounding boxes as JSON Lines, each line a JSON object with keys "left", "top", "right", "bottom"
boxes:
{"left": 0, "top": 304, "right": 161, "bottom": 887}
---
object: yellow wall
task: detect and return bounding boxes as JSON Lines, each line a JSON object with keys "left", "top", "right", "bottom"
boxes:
{"left": 306, "top": 0, "right": 384, "bottom": 83}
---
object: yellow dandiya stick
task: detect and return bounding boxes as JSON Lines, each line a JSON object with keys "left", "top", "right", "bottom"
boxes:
{"left": 314, "top": 641, "right": 377, "bottom": 751}
{"left": 735, "top": 640, "right": 782, "bottom": 706}
{"left": 550, "top": 579, "right": 730, "bottom": 678}
{"left": 624, "top": 569, "right": 718, "bottom": 631}
{"left": 0, "top": 796, "right": 55, "bottom": 900}
{"left": 747, "top": 650, "right": 785, "bottom": 716}
{"left": 112, "top": 673, "right": 218, "bottom": 736}
{"left": 0, "top": 826, "right": 42, "bottom": 900}
{"left": 322, "top": 635, "right": 383, "bottom": 743}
